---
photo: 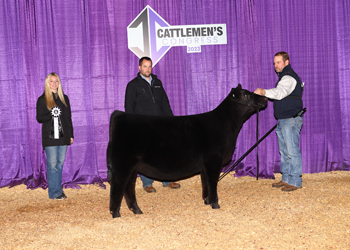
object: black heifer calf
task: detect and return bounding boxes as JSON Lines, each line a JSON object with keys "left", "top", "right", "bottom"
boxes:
{"left": 107, "top": 84, "right": 267, "bottom": 218}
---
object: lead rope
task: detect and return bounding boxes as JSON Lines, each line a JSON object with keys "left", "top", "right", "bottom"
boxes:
{"left": 256, "top": 108, "right": 259, "bottom": 180}
{"left": 218, "top": 108, "right": 278, "bottom": 182}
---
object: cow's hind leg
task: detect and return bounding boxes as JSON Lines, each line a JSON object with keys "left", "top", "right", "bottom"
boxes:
{"left": 106, "top": 142, "right": 112, "bottom": 184}
{"left": 124, "top": 170, "right": 143, "bottom": 215}
{"left": 109, "top": 179, "right": 124, "bottom": 218}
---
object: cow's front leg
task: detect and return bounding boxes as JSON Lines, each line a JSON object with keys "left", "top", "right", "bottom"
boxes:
{"left": 208, "top": 183, "right": 220, "bottom": 209}
{"left": 124, "top": 171, "right": 143, "bottom": 215}
{"left": 204, "top": 159, "right": 222, "bottom": 209}
{"left": 205, "top": 179, "right": 220, "bottom": 209}
{"left": 200, "top": 173, "right": 209, "bottom": 205}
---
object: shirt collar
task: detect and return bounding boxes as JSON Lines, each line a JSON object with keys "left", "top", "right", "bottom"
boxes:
{"left": 140, "top": 74, "right": 152, "bottom": 85}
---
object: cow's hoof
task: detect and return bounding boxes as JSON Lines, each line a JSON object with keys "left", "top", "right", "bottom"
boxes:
{"left": 204, "top": 198, "right": 210, "bottom": 205}
{"left": 111, "top": 211, "right": 121, "bottom": 218}
{"left": 211, "top": 204, "right": 220, "bottom": 209}
{"left": 131, "top": 208, "right": 143, "bottom": 215}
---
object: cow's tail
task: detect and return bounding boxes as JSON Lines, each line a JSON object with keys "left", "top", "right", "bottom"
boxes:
{"left": 108, "top": 110, "right": 123, "bottom": 142}
{"left": 107, "top": 110, "right": 124, "bottom": 183}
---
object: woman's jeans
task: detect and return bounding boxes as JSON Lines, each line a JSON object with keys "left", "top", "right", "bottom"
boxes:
{"left": 45, "top": 145, "right": 67, "bottom": 199}
{"left": 276, "top": 117, "right": 303, "bottom": 187}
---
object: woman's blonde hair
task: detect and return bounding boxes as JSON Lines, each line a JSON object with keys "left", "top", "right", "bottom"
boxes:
{"left": 44, "top": 72, "right": 67, "bottom": 110}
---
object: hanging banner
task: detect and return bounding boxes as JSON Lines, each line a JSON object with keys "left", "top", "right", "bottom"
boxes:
{"left": 127, "top": 5, "right": 227, "bottom": 66}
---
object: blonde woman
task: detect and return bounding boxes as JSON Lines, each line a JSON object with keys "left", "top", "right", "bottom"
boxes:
{"left": 36, "top": 72, "right": 74, "bottom": 199}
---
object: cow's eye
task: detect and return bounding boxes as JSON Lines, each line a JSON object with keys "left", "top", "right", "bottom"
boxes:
{"left": 244, "top": 95, "right": 247, "bottom": 98}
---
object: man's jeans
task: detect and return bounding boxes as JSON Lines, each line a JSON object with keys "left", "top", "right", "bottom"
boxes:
{"left": 45, "top": 145, "right": 67, "bottom": 199}
{"left": 276, "top": 117, "right": 303, "bottom": 187}
{"left": 140, "top": 174, "right": 170, "bottom": 188}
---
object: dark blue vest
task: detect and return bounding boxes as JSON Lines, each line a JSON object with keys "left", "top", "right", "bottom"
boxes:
{"left": 273, "top": 64, "right": 303, "bottom": 119}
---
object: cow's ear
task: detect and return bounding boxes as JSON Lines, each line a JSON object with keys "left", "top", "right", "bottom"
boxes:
{"left": 232, "top": 86, "right": 240, "bottom": 98}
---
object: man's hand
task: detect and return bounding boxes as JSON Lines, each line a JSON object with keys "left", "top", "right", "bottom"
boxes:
{"left": 254, "top": 88, "right": 266, "bottom": 96}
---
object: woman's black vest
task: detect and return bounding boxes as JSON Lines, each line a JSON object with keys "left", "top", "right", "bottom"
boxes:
{"left": 273, "top": 64, "right": 303, "bottom": 119}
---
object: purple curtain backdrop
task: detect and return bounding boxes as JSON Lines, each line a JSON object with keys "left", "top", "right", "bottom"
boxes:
{"left": 0, "top": 0, "right": 349, "bottom": 189}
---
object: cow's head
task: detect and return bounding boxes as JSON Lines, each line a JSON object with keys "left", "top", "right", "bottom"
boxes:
{"left": 231, "top": 84, "right": 267, "bottom": 111}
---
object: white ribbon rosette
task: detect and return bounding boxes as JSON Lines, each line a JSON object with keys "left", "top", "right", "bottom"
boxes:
{"left": 50, "top": 106, "right": 64, "bottom": 139}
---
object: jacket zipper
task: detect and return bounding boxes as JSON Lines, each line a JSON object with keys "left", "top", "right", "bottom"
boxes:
{"left": 143, "top": 79, "right": 155, "bottom": 103}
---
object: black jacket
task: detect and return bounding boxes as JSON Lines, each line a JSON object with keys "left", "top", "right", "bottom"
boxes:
{"left": 125, "top": 73, "right": 173, "bottom": 116}
{"left": 36, "top": 93, "right": 74, "bottom": 148}
{"left": 273, "top": 64, "right": 303, "bottom": 119}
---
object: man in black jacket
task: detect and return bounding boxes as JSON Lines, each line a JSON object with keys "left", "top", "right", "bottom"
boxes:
{"left": 124, "top": 57, "right": 181, "bottom": 193}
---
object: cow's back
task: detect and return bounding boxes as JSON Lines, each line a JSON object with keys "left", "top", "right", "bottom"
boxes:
{"left": 110, "top": 111, "right": 231, "bottom": 180}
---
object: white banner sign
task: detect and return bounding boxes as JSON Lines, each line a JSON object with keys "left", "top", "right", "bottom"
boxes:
{"left": 156, "top": 24, "right": 227, "bottom": 48}
{"left": 127, "top": 5, "right": 227, "bottom": 66}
